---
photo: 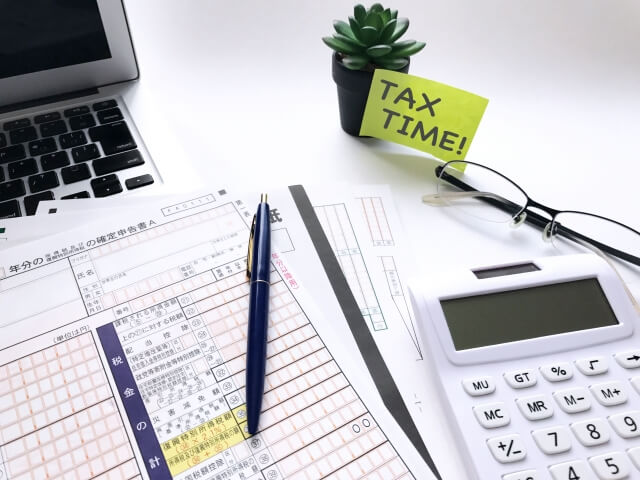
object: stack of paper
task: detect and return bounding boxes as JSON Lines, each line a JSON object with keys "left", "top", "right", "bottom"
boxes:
{"left": 0, "top": 185, "right": 442, "bottom": 480}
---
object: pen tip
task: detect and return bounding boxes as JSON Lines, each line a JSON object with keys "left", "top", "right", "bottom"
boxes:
{"left": 260, "top": 193, "right": 268, "bottom": 203}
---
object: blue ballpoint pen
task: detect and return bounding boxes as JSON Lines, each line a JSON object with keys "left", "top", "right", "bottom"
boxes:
{"left": 246, "top": 193, "right": 271, "bottom": 435}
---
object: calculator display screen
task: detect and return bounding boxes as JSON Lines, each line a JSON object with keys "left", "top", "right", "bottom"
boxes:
{"left": 441, "top": 278, "right": 619, "bottom": 351}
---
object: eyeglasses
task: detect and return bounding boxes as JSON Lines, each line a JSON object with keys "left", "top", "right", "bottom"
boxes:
{"left": 423, "top": 160, "right": 640, "bottom": 311}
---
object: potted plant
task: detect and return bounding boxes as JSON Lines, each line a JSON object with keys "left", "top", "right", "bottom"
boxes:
{"left": 323, "top": 4, "right": 425, "bottom": 136}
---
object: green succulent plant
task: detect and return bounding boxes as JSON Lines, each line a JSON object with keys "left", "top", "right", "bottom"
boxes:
{"left": 323, "top": 3, "right": 425, "bottom": 71}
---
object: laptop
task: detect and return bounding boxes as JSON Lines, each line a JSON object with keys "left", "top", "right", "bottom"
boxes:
{"left": 0, "top": 0, "right": 193, "bottom": 218}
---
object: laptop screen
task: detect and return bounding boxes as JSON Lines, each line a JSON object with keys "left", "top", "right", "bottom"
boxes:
{"left": 0, "top": 0, "right": 112, "bottom": 80}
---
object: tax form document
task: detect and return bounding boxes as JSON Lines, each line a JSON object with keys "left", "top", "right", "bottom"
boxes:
{"left": 0, "top": 189, "right": 435, "bottom": 480}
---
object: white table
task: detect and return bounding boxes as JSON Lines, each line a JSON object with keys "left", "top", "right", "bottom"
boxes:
{"left": 122, "top": 1, "right": 640, "bottom": 478}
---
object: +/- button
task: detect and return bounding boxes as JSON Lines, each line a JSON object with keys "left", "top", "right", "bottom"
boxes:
{"left": 487, "top": 434, "right": 526, "bottom": 463}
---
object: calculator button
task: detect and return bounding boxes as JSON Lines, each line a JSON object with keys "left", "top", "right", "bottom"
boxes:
{"left": 516, "top": 394, "right": 554, "bottom": 421}
{"left": 549, "top": 460, "right": 596, "bottom": 480}
{"left": 473, "top": 402, "right": 510, "bottom": 428}
{"left": 614, "top": 351, "right": 640, "bottom": 369}
{"left": 531, "top": 425, "right": 572, "bottom": 455}
{"left": 588, "top": 452, "right": 631, "bottom": 479}
{"left": 571, "top": 419, "right": 611, "bottom": 447}
{"left": 629, "top": 377, "right": 640, "bottom": 395}
{"left": 541, "top": 363, "right": 573, "bottom": 382}
{"left": 487, "top": 434, "right": 526, "bottom": 463}
{"left": 504, "top": 369, "right": 537, "bottom": 389}
{"left": 608, "top": 411, "right": 640, "bottom": 439}
{"left": 576, "top": 356, "right": 609, "bottom": 376}
{"left": 554, "top": 387, "right": 592, "bottom": 414}
{"left": 590, "top": 381, "right": 628, "bottom": 407}
{"left": 462, "top": 376, "right": 495, "bottom": 396}
{"left": 628, "top": 447, "right": 640, "bottom": 470}
{"left": 503, "top": 470, "right": 538, "bottom": 480}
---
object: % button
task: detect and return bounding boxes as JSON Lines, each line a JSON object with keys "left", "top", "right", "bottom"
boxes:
{"left": 541, "top": 363, "right": 573, "bottom": 382}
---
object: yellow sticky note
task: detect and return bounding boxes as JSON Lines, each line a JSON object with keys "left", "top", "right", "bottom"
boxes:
{"left": 360, "top": 70, "right": 488, "bottom": 162}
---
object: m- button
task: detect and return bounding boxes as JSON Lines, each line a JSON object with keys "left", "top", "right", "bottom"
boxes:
{"left": 462, "top": 376, "right": 496, "bottom": 396}
{"left": 553, "top": 387, "right": 591, "bottom": 414}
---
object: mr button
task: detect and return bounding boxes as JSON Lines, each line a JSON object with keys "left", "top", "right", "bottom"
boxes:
{"left": 516, "top": 394, "right": 554, "bottom": 421}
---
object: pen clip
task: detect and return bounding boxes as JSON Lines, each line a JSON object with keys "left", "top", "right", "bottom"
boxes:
{"left": 246, "top": 214, "right": 256, "bottom": 280}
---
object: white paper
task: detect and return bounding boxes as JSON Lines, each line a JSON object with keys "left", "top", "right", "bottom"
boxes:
{"left": 0, "top": 188, "right": 436, "bottom": 480}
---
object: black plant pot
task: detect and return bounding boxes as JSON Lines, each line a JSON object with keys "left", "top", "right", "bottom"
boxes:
{"left": 331, "top": 52, "right": 410, "bottom": 136}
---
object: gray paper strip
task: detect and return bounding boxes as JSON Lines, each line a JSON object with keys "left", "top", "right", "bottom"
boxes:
{"left": 288, "top": 184, "right": 441, "bottom": 479}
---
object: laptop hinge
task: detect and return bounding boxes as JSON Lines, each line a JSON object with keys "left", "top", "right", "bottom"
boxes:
{"left": 0, "top": 88, "right": 100, "bottom": 115}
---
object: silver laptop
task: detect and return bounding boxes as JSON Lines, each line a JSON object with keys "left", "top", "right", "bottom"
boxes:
{"left": 0, "top": 0, "right": 191, "bottom": 218}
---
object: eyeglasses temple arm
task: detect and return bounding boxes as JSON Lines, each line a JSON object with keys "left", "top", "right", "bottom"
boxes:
{"left": 435, "top": 167, "right": 640, "bottom": 267}
{"left": 568, "top": 237, "right": 640, "bottom": 316}
{"left": 422, "top": 191, "right": 511, "bottom": 205}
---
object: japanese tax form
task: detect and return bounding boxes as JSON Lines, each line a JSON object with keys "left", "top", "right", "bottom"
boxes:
{"left": 0, "top": 188, "right": 437, "bottom": 480}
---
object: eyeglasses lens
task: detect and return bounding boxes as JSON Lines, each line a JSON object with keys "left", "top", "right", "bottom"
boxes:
{"left": 436, "top": 161, "right": 528, "bottom": 223}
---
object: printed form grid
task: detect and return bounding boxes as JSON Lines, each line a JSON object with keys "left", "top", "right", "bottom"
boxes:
{"left": 0, "top": 333, "right": 140, "bottom": 480}
{"left": 314, "top": 204, "right": 387, "bottom": 331}
{"left": 357, "top": 197, "right": 394, "bottom": 247}
{"left": 107, "top": 244, "right": 414, "bottom": 479}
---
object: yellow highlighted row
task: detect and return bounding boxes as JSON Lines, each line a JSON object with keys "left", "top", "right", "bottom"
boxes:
{"left": 160, "top": 404, "right": 250, "bottom": 476}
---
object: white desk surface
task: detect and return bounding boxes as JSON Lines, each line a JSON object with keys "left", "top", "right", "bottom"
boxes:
{"left": 123, "top": 1, "right": 640, "bottom": 478}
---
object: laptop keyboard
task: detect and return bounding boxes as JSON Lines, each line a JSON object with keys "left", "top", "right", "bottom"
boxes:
{"left": 0, "top": 98, "right": 154, "bottom": 218}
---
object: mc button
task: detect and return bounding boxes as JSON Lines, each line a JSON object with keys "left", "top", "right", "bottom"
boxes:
{"left": 473, "top": 402, "right": 510, "bottom": 429}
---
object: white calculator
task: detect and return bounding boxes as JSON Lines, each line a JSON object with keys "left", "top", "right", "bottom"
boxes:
{"left": 409, "top": 254, "right": 640, "bottom": 480}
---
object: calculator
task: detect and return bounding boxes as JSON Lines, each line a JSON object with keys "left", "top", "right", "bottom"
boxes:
{"left": 409, "top": 254, "right": 640, "bottom": 480}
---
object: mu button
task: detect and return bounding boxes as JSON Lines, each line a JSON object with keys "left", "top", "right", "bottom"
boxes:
{"left": 462, "top": 376, "right": 495, "bottom": 396}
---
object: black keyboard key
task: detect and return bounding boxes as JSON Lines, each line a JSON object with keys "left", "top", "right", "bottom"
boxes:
{"left": 0, "top": 179, "right": 26, "bottom": 201}
{"left": 97, "top": 108, "right": 123, "bottom": 124}
{"left": 24, "top": 191, "right": 54, "bottom": 216}
{"left": 71, "top": 143, "right": 100, "bottom": 163}
{"left": 0, "top": 145, "right": 26, "bottom": 164}
{"left": 9, "top": 126, "right": 37, "bottom": 144}
{"left": 0, "top": 199, "right": 21, "bottom": 218}
{"left": 34, "top": 112, "right": 61, "bottom": 124}
{"left": 0, "top": 133, "right": 6, "bottom": 148}
{"left": 91, "top": 174, "right": 122, "bottom": 197}
{"left": 8, "top": 158, "right": 38, "bottom": 179}
{"left": 93, "top": 149, "right": 144, "bottom": 176}
{"left": 69, "top": 114, "right": 96, "bottom": 131}
{"left": 41, "top": 151, "right": 70, "bottom": 171}
{"left": 61, "top": 163, "right": 91, "bottom": 184}
{"left": 28, "top": 171, "right": 59, "bottom": 193}
{"left": 89, "top": 121, "right": 136, "bottom": 156}
{"left": 28, "top": 138, "right": 57, "bottom": 157}
{"left": 0, "top": 167, "right": 3, "bottom": 182}
{"left": 93, "top": 99, "right": 118, "bottom": 111}
{"left": 64, "top": 106, "right": 89, "bottom": 117}
{"left": 3, "top": 118, "right": 30, "bottom": 131}
{"left": 125, "top": 174, "right": 154, "bottom": 190}
{"left": 40, "top": 120, "right": 67, "bottom": 137}
{"left": 61, "top": 190, "right": 90, "bottom": 199}
{"left": 59, "top": 131, "right": 87, "bottom": 149}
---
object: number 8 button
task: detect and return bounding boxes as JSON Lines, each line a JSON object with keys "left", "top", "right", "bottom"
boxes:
{"left": 570, "top": 419, "right": 610, "bottom": 447}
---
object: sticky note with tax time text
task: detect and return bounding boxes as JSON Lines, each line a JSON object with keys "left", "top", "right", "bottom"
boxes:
{"left": 360, "top": 69, "right": 488, "bottom": 162}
